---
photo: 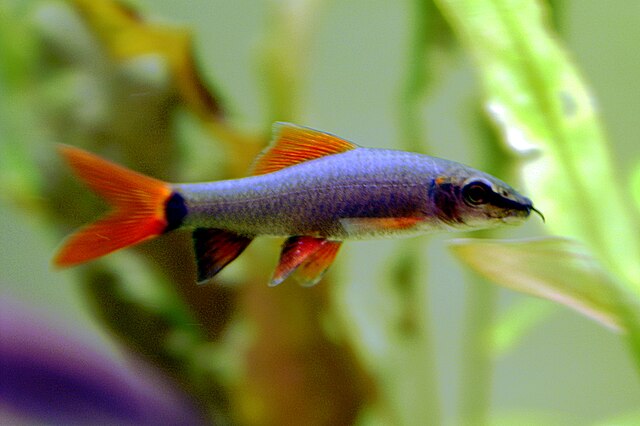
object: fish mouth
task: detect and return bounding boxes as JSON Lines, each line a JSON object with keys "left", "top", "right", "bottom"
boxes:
{"left": 498, "top": 202, "right": 544, "bottom": 225}
{"left": 500, "top": 213, "right": 528, "bottom": 225}
{"left": 492, "top": 193, "right": 545, "bottom": 224}
{"left": 490, "top": 195, "right": 538, "bottom": 221}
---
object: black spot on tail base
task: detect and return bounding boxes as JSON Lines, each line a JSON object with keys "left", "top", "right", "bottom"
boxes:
{"left": 164, "top": 191, "right": 188, "bottom": 232}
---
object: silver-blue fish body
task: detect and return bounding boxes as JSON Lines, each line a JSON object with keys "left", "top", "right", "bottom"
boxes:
{"left": 173, "top": 148, "right": 533, "bottom": 240}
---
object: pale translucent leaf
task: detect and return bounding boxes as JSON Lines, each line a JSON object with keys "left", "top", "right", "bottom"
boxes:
{"left": 450, "top": 237, "right": 627, "bottom": 332}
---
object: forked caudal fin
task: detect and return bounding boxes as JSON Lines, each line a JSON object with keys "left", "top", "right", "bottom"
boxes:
{"left": 53, "top": 145, "right": 185, "bottom": 267}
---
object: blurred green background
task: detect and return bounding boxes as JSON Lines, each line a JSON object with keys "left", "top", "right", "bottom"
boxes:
{"left": 1, "top": 0, "right": 640, "bottom": 424}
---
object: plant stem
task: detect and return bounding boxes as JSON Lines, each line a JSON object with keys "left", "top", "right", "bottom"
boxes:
{"left": 392, "top": 0, "right": 452, "bottom": 423}
{"left": 458, "top": 273, "right": 497, "bottom": 425}
{"left": 391, "top": 240, "right": 441, "bottom": 424}
{"left": 456, "top": 109, "right": 512, "bottom": 424}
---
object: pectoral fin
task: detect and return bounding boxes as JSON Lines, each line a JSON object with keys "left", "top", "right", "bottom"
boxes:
{"left": 270, "top": 236, "right": 341, "bottom": 287}
{"left": 193, "top": 228, "right": 253, "bottom": 284}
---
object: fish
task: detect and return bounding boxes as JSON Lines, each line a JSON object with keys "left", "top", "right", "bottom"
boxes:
{"left": 53, "top": 122, "right": 543, "bottom": 287}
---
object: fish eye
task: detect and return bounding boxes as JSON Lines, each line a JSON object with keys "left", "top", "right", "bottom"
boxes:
{"left": 462, "top": 180, "right": 492, "bottom": 206}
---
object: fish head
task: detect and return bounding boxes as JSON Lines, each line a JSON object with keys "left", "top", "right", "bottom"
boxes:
{"left": 431, "top": 169, "right": 542, "bottom": 230}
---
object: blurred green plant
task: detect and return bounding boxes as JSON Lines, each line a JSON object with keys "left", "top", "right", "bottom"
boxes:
{"left": 2, "top": 0, "right": 639, "bottom": 424}
{"left": 439, "top": 0, "right": 640, "bottom": 364}
{"left": 4, "top": 0, "right": 371, "bottom": 424}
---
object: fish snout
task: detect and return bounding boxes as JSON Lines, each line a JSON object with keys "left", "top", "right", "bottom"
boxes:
{"left": 528, "top": 204, "right": 545, "bottom": 223}
{"left": 520, "top": 196, "right": 545, "bottom": 223}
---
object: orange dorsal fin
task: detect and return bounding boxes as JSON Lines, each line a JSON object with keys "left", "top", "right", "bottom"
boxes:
{"left": 249, "top": 123, "right": 357, "bottom": 176}
{"left": 53, "top": 145, "right": 175, "bottom": 267}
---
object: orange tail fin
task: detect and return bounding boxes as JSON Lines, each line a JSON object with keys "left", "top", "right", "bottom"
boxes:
{"left": 53, "top": 145, "right": 176, "bottom": 267}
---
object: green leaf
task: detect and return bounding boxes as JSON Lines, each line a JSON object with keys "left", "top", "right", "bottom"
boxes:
{"left": 631, "top": 164, "right": 640, "bottom": 215}
{"left": 450, "top": 237, "right": 630, "bottom": 332}
{"left": 595, "top": 410, "right": 640, "bottom": 426}
{"left": 489, "top": 410, "right": 571, "bottom": 426}
{"left": 434, "top": 0, "right": 640, "bottom": 292}
{"left": 491, "top": 298, "right": 558, "bottom": 357}
{"left": 0, "top": 3, "right": 43, "bottom": 210}
{"left": 259, "top": 0, "right": 325, "bottom": 123}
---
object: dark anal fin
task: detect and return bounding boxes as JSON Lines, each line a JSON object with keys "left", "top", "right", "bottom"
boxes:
{"left": 193, "top": 228, "right": 253, "bottom": 284}
{"left": 270, "top": 236, "right": 340, "bottom": 287}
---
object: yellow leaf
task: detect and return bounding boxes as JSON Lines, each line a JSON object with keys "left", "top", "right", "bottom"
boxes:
{"left": 72, "top": 0, "right": 224, "bottom": 122}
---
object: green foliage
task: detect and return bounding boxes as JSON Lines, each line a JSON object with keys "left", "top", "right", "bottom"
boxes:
{"left": 490, "top": 298, "right": 557, "bottom": 357}
{"left": 440, "top": 0, "right": 640, "bottom": 364}
{"left": 1, "top": 0, "right": 639, "bottom": 424}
